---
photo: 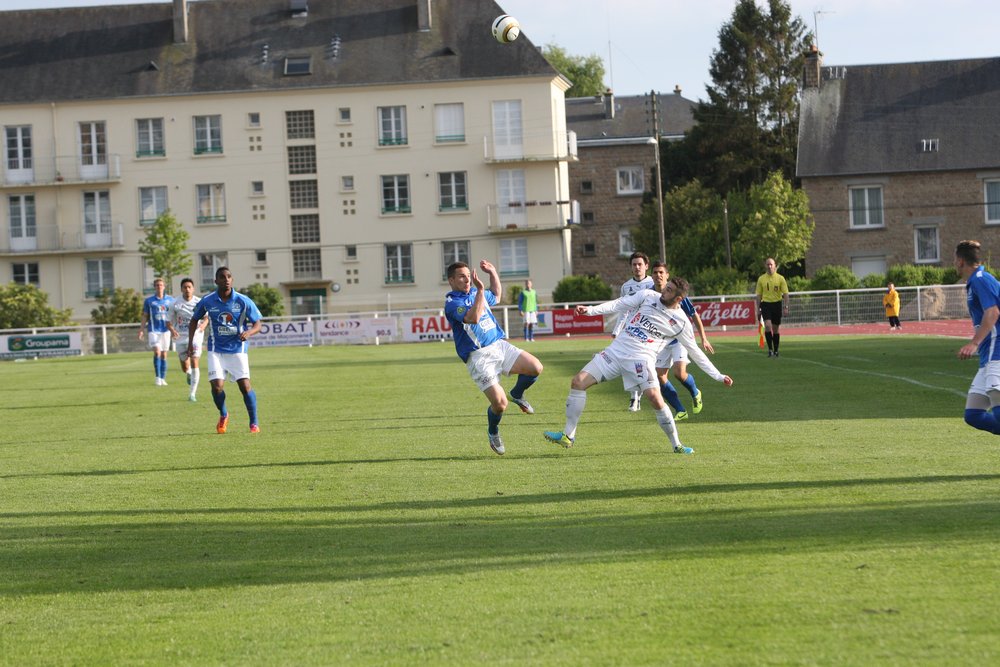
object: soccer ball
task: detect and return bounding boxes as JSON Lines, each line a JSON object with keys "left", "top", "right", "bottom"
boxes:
{"left": 491, "top": 14, "right": 520, "bottom": 43}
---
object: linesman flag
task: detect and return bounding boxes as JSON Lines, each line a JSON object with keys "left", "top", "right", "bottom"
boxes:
{"left": 758, "top": 315, "right": 766, "bottom": 349}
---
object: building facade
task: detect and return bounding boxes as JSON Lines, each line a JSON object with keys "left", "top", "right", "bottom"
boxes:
{"left": 0, "top": 0, "right": 576, "bottom": 320}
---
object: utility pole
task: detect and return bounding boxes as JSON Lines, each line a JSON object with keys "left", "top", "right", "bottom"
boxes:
{"left": 723, "top": 199, "right": 732, "bottom": 269}
{"left": 649, "top": 90, "right": 666, "bottom": 262}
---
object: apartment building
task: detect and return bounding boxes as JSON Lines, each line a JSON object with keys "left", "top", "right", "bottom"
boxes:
{"left": 0, "top": 0, "right": 575, "bottom": 319}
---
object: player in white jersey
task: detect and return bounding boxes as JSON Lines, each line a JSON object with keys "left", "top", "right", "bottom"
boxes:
{"left": 544, "top": 276, "right": 734, "bottom": 453}
{"left": 167, "top": 277, "right": 208, "bottom": 402}
{"left": 613, "top": 252, "right": 655, "bottom": 412}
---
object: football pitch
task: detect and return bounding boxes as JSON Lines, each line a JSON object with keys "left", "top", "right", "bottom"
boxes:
{"left": 1, "top": 335, "right": 998, "bottom": 665}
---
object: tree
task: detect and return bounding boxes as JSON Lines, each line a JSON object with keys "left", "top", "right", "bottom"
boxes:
{"left": 0, "top": 283, "right": 72, "bottom": 329}
{"left": 733, "top": 171, "right": 814, "bottom": 271}
{"left": 551, "top": 275, "right": 612, "bottom": 303}
{"left": 90, "top": 287, "right": 143, "bottom": 324}
{"left": 541, "top": 44, "right": 606, "bottom": 98}
{"left": 137, "top": 209, "right": 191, "bottom": 289}
{"left": 241, "top": 283, "right": 284, "bottom": 317}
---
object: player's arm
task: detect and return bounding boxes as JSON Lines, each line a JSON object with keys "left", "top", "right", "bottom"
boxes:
{"left": 138, "top": 303, "right": 148, "bottom": 339}
{"left": 675, "top": 322, "right": 732, "bottom": 385}
{"left": 187, "top": 303, "right": 205, "bottom": 356}
{"left": 580, "top": 292, "right": 643, "bottom": 317}
{"left": 480, "top": 260, "right": 501, "bottom": 303}
{"left": 464, "top": 269, "right": 488, "bottom": 324}
{"left": 691, "top": 311, "right": 714, "bottom": 354}
{"left": 239, "top": 319, "right": 262, "bottom": 341}
{"left": 782, "top": 277, "right": 790, "bottom": 312}
{"left": 959, "top": 303, "right": 1000, "bottom": 360}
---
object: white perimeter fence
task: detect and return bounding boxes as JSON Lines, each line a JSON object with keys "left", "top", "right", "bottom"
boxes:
{"left": 0, "top": 284, "right": 969, "bottom": 359}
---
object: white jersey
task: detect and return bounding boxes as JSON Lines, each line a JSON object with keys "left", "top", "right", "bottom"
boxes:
{"left": 171, "top": 295, "right": 202, "bottom": 331}
{"left": 612, "top": 275, "right": 655, "bottom": 336}
{"left": 587, "top": 290, "right": 725, "bottom": 382}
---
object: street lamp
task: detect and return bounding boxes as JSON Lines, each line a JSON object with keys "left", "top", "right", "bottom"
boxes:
{"left": 648, "top": 137, "right": 665, "bottom": 262}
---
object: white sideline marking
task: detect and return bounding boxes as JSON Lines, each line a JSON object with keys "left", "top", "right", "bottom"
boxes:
{"left": 932, "top": 371, "right": 970, "bottom": 380}
{"left": 834, "top": 355, "right": 873, "bottom": 363}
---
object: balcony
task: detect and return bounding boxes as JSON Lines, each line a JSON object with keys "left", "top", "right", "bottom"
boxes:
{"left": 0, "top": 222, "right": 126, "bottom": 255}
{"left": 1, "top": 155, "right": 122, "bottom": 187}
{"left": 483, "top": 130, "right": 578, "bottom": 163}
{"left": 485, "top": 201, "right": 576, "bottom": 233}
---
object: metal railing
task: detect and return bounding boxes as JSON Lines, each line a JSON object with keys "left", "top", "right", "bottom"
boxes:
{"left": 0, "top": 222, "right": 126, "bottom": 254}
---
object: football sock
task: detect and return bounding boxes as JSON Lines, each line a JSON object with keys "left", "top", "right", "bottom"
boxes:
{"left": 764, "top": 331, "right": 774, "bottom": 351}
{"left": 153, "top": 355, "right": 161, "bottom": 379}
{"left": 213, "top": 389, "right": 227, "bottom": 416}
{"left": 523, "top": 325, "right": 528, "bottom": 339}
{"left": 660, "top": 381, "right": 686, "bottom": 413}
{"left": 680, "top": 374, "right": 699, "bottom": 398}
{"left": 243, "top": 389, "right": 258, "bottom": 425}
{"left": 190, "top": 368, "right": 200, "bottom": 393}
{"left": 964, "top": 408, "right": 1000, "bottom": 434}
{"left": 565, "top": 388, "right": 587, "bottom": 440}
{"left": 487, "top": 406, "right": 502, "bottom": 435}
{"left": 655, "top": 407, "right": 682, "bottom": 448}
{"left": 510, "top": 373, "right": 537, "bottom": 400}
{"left": 773, "top": 333, "right": 781, "bottom": 352}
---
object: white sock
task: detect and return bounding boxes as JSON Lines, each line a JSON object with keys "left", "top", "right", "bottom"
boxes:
{"left": 655, "top": 407, "right": 682, "bottom": 448}
{"left": 632, "top": 390, "right": 640, "bottom": 402}
{"left": 191, "top": 367, "right": 200, "bottom": 394}
{"left": 565, "top": 389, "right": 587, "bottom": 440}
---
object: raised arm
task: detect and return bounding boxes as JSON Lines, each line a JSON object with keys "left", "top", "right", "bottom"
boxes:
{"left": 480, "top": 259, "right": 501, "bottom": 303}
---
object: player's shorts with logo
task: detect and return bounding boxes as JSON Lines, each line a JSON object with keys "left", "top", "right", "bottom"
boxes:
{"left": 207, "top": 351, "right": 251, "bottom": 382}
{"left": 969, "top": 360, "right": 1000, "bottom": 396}
{"left": 656, "top": 341, "right": 687, "bottom": 368}
{"left": 582, "top": 347, "right": 658, "bottom": 393}
{"left": 760, "top": 301, "right": 783, "bottom": 325}
{"left": 176, "top": 331, "right": 204, "bottom": 358}
{"left": 466, "top": 338, "right": 522, "bottom": 391}
{"left": 147, "top": 331, "right": 172, "bottom": 351}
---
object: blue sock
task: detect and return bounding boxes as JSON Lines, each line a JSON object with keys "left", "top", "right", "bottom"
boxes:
{"left": 510, "top": 374, "right": 537, "bottom": 400}
{"left": 680, "top": 374, "right": 699, "bottom": 398}
{"left": 213, "top": 389, "right": 227, "bottom": 417}
{"left": 487, "top": 407, "right": 502, "bottom": 435}
{"left": 964, "top": 408, "right": 1000, "bottom": 434}
{"left": 243, "top": 389, "right": 258, "bottom": 425}
{"left": 660, "top": 381, "right": 686, "bottom": 413}
{"left": 159, "top": 356, "right": 166, "bottom": 380}
{"left": 153, "top": 355, "right": 160, "bottom": 379}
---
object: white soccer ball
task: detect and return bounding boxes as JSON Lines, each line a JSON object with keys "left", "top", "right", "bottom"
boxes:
{"left": 492, "top": 14, "right": 520, "bottom": 43}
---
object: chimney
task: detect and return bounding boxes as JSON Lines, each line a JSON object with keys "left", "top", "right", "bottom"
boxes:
{"left": 603, "top": 89, "right": 615, "bottom": 120}
{"left": 673, "top": 84, "right": 682, "bottom": 95}
{"left": 418, "top": 0, "right": 432, "bottom": 31}
{"left": 803, "top": 44, "right": 821, "bottom": 88}
{"left": 173, "top": 0, "right": 188, "bottom": 44}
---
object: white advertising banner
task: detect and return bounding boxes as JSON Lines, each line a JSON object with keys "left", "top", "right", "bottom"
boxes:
{"left": 247, "top": 320, "right": 316, "bottom": 348}
{"left": 316, "top": 317, "right": 396, "bottom": 343}
{"left": 401, "top": 314, "right": 452, "bottom": 342}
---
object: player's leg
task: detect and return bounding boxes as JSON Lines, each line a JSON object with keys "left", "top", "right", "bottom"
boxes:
{"left": 230, "top": 353, "right": 258, "bottom": 432}
{"left": 206, "top": 352, "right": 229, "bottom": 432}
{"left": 507, "top": 346, "right": 542, "bottom": 414}
{"left": 656, "top": 366, "right": 687, "bottom": 416}
{"left": 642, "top": 385, "right": 691, "bottom": 454}
{"left": 964, "top": 364, "right": 1000, "bottom": 434}
{"left": 771, "top": 307, "right": 783, "bottom": 356}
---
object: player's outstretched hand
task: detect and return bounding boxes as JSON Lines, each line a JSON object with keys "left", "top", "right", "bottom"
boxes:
{"left": 471, "top": 269, "right": 484, "bottom": 291}
{"left": 958, "top": 343, "right": 978, "bottom": 360}
{"left": 479, "top": 259, "right": 496, "bottom": 274}
{"left": 722, "top": 375, "right": 734, "bottom": 387}
{"left": 575, "top": 304, "right": 589, "bottom": 315}
{"left": 703, "top": 339, "right": 716, "bottom": 354}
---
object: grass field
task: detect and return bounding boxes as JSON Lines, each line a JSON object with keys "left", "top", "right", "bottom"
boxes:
{"left": 1, "top": 334, "right": 999, "bottom": 665}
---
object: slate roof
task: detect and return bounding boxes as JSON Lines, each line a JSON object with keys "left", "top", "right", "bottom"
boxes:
{"left": 797, "top": 57, "right": 1000, "bottom": 178}
{"left": 566, "top": 92, "right": 696, "bottom": 142}
{"left": 0, "top": 0, "right": 558, "bottom": 105}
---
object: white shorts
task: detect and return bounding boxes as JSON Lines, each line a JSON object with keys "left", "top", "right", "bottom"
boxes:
{"left": 466, "top": 339, "right": 522, "bottom": 391}
{"left": 655, "top": 341, "right": 687, "bottom": 369}
{"left": 969, "top": 361, "right": 1000, "bottom": 396}
{"left": 147, "top": 331, "right": 171, "bottom": 352}
{"left": 176, "top": 332, "right": 204, "bottom": 359}
{"left": 207, "top": 351, "right": 250, "bottom": 383}
{"left": 582, "top": 347, "right": 658, "bottom": 393}
{"left": 523, "top": 311, "right": 538, "bottom": 325}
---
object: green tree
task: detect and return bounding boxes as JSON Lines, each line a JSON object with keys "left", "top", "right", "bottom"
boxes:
{"left": 733, "top": 171, "right": 814, "bottom": 272}
{"left": 541, "top": 44, "right": 606, "bottom": 98}
{"left": 90, "top": 287, "right": 143, "bottom": 324}
{"left": 137, "top": 209, "right": 191, "bottom": 289}
{"left": 810, "top": 265, "right": 860, "bottom": 291}
{"left": 0, "top": 283, "right": 72, "bottom": 329}
{"left": 551, "top": 275, "right": 612, "bottom": 303}
{"left": 241, "top": 283, "right": 284, "bottom": 317}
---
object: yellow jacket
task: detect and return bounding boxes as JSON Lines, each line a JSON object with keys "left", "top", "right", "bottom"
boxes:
{"left": 883, "top": 289, "right": 900, "bottom": 317}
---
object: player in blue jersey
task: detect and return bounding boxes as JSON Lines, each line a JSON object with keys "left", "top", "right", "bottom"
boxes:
{"left": 139, "top": 278, "right": 175, "bottom": 386}
{"left": 956, "top": 240, "right": 1000, "bottom": 435}
{"left": 445, "top": 259, "right": 543, "bottom": 456}
{"left": 188, "top": 267, "right": 263, "bottom": 434}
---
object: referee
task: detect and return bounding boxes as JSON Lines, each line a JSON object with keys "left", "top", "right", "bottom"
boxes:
{"left": 756, "top": 257, "right": 789, "bottom": 357}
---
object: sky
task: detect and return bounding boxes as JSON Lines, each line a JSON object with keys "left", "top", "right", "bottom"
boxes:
{"left": 3, "top": 0, "right": 999, "bottom": 101}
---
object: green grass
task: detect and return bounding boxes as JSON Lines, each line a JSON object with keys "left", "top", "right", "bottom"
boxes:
{"left": 1, "top": 335, "right": 999, "bottom": 665}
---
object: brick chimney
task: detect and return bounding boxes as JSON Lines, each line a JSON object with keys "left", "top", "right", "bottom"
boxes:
{"left": 418, "top": 0, "right": 432, "bottom": 31}
{"left": 803, "top": 44, "right": 821, "bottom": 88}
{"left": 603, "top": 89, "right": 615, "bottom": 120}
{"left": 173, "top": 0, "right": 188, "bottom": 44}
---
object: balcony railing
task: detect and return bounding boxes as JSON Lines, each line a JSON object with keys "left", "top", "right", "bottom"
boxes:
{"left": 483, "top": 130, "right": 578, "bottom": 163}
{"left": 1, "top": 155, "right": 122, "bottom": 187}
{"left": 485, "top": 201, "right": 575, "bottom": 233}
{"left": 0, "top": 222, "right": 126, "bottom": 254}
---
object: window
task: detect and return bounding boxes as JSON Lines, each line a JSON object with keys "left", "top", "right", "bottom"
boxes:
{"left": 199, "top": 252, "right": 228, "bottom": 291}
{"left": 385, "top": 244, "right": 413, "bottom": 283}
{"left": 8, "top": 194, "right": 36, "bottom": 243}
{"left": 289, "top": 180, "right": 318, "bottom": 209}
{"left": 141, "top": 257, "right": 156, "bottom": 294}
{"left": 5, "top": 125, "right": 32, "bottom": 173}
{"left": 616, "top": 166, "right": 644, "bottom": 195}
{"left": 986, "top": 180, "right": 1000, "bottom": 224}
{"left": 287, "top": 145, "right": 317, "bottom": 174}
{"left": 286, "top": 110, "right": 315, "bottom": 139}
{"left": 139, "top": 186, "right": 168, "bottom": 225}
{"left": 251, "top": 181, "right": 265, "bottom": 196}
{"left": 79, "top": 121, "right": 107, "bottom": 167}
{"left": 582, "top": 211, "right": 595, "bottom": 225}
{"left": 851, "top": 256, "right": 887, "bottom": 278}
{"left": 293, "top": 248, "right": 322, "bottom": 279}
{"left": 135, "top": 118, "right": 164, "bottom": 157}
{"left": 291, "top": 214, "right": 321, "bottom": 243}
{"left": 849, "top": 186, "right": 884, "bottom": 228}
{"left": 254, "top": 250, "right": 268, "bottom": 265}
{"left": 499, "top": 238, "right": 529, "bottom": 277}
{"left": 619, "top": 229, "right": 635, "bottom": 256}
{"left": 491, "top": 100, "right": 523, "bottom": 159}
{"left": 442, "top": 240, "right": 470, "bottom": 278}
{"left": 914, "top": 226, "right": 940, "bottom": 263}
{"left": 580, "top": 180, "right": 594, "bottom": 195}
{"left": 345, "top": 245, "right": 357, "bottom": 260}
{"left": 83, "top": 191, "right": 112, "bottom": 236}
{"left": 196, "top": 184, "right": 227, "bottom": 223}
{"left": 439, "top": 172, "right": 468, "bottom": 211}
{"left": 247, "top": 112, "right": 261, "bottom": 128}
{"left": 338, "top": 108, "right": 352, "bottom": 123}
{"left": 291, "top": 288, "right": 325, "bottom": 316}
{"left": 381, "top": 175, "right": 410, "bottom": 213}
{"left": 495, "top": 169, "right": 526, "bottom": 227}
{"left": 583, "top": 242, "right": 596, "bottom": 257}
{"left": 341, "top": 175, "right": 355, "bottom": 192}
{"left": 193, "top": 115, "right": 222, "bottom": 154}
{"left": 12, "top": 262, "right": 39, "bottom": 286}
{"left": 85, "top": 258, "right": 114, "bottom": 297}
{"left": 434, "top": 103, "right": 465, "bottom": 143}
{"left": 284, "top": 56, "right": 311, "bottom": 76}
{"left": 378, "top": 106, "right": 407, "bottom": 146}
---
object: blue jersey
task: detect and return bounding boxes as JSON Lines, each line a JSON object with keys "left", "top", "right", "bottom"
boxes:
{"left": 191, "top": 290, "right": 262, "bottom": 354}
{"left": 444, "top": 288, "right": 506, "bottom": 362}
{"left": 668, "top": 296, "right": 698, "bottom": 347}
{"left": 966, "top": 266, "right": 1000, "bottom": 367}
{"left": 143, "top": 294, "right": 174, "bottom": 333}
